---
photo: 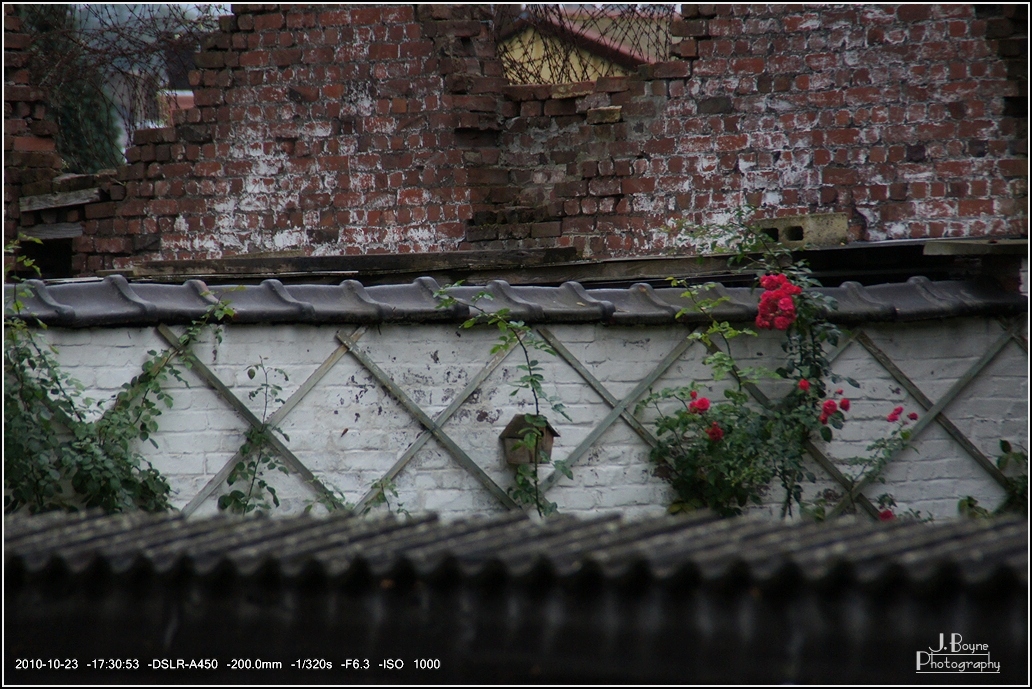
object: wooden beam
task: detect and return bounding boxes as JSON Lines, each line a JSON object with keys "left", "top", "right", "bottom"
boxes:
{"left": 19, "top": 188, "right": 101, "bottom": 212}
{"left": 127, "top": 247, "right": 582, "bottom": 278}
{"left": 20, "top": 222, "right": 83, "bottom": 240}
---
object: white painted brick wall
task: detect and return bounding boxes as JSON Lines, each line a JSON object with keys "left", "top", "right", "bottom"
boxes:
{"left": 31, "top": 317, "right": 1027, "bottom": 521}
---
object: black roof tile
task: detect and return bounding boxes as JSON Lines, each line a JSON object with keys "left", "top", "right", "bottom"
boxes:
{"left": 6, "top": 511, "right": 1025, "bottom": 585}
{"left": 6, "top": 511, "right": 1026, "bottom": 683}
{"left": 7, "top": 275, "right": 1024, "bottom": 327}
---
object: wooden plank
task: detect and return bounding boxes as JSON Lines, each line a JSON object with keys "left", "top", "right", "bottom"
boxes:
{"left": 157, "top": 324, "right": 345, "bottom": 512}
{"left": 130, "top": 247, "right": 582, "bottom": 277}
{"left": 21, "top": 222, "right": 83, "bottom": 240}
{"left": 336, "top": 331, "right": 518, "bottom": 509}
{"left": 19, "top": 187, "right": 101, "bottom": 212}
{"left": 353, "top": 342, "right": 514, "bottom": 512}
{"left": 540, "top": 332, "right": 697, "bottom": 493}
{"left": 1004, "top": 317, "right": 1028, "bottom": 354}
{"left": 923, "top": 238, "right": 1027, "bottom": 255}
{"left": 179, "top": 327, "right": 367, "bottom": 516}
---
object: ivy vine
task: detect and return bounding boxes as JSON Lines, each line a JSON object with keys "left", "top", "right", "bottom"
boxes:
{"left": 4, "top": 236, "right": 234, "bottom": 514}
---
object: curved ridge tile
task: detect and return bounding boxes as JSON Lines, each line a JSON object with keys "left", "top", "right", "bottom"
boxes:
{"left": 3, "top": 277, "right": 1026, "bottom": 327}
{"left": 4, "top": 280, "right": 76, "bottom": 325}
{"left": 108, "top": 275, "right": 159, "bottom": 320}
{"left": 559, "top": 281, "right": 616, "bottom": 320}
{"left": 484, "top": 280, "right": 546, "bottom": 320}
{"left": 954, "top": 279, "right": 1028, "bottom": 316}
{"left": 365, "top": 277, "right": 466, "bottom": 321}
{"left": 663, "top": 283, "right": 757, "bottom": 323}
{"left": 491, "top": 282, "right": 616, "bottom": 322}
{"left": 34, "top": 277, "right": 156, "bottom": 326}
{"left": 830, "top": 281, "right": 897, "bottom": 322}
{"left": 595, "top": 283, "right": 681, "bottom": 324}
{"left": 278, "top": 281, "right": 385, "bottom": 322}
{"left": 208, "top": 280, "right": 316, "bottom": 323}
{"left": 127, "top": 280, "right": 220, "bottom": 324}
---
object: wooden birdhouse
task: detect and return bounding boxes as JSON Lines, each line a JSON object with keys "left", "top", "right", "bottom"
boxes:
{"left": 499, "top": 413, "right": 559, "bottom": 465}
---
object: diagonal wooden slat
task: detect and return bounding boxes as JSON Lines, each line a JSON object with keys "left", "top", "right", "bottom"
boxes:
{"left": 827, "top": 322, "right": 1022, "bottom": 516}
{"left": 855, "top": 330, "right": 1011, "bottom": 486}
{"left": 157, "top": 323, "right": 346, "bottom": 513}
{"left": 539, "top": 331, "right": 698, "bottom": 494}
{"left": 352, "top": 341, "right": 514, "bottom": 513}
{"left": 537, "top": 327, "right": 660, "bottom": 448}
{"left": 177, "top": 326, "right": 369, "bottom": 516}
{"left": 335, "top": 330, "right": 518, "bottom": 509}
{"left": 1002, "top": 317, "right": 1028, "bottom": 354}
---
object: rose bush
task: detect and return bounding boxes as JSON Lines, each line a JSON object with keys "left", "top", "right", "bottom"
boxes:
{"left": 638, "top": 211, "right": 913, "bottom": 519}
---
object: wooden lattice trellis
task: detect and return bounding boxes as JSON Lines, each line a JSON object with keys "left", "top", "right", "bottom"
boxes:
{"left": 152, "top": 317, "right": 1027, "bottom": 519}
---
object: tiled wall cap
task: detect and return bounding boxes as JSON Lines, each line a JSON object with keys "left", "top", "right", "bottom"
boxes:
{"left": 3, "top": 277, "right": 1026, "bottom": 328}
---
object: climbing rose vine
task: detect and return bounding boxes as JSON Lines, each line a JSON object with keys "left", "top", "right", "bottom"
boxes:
{"left": 638, "top": 210, "right": 920, "bottom": 520}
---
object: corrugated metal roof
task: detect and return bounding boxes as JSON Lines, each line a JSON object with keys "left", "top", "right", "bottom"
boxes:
{"left": 6, "top": 510, "right": 1025, "bottom": 583}
{"left": 5, "top": 512, "right": 1026, "bottom": 683}
{"left": 5, "top": 274, "right": 1025, "bottom": 327}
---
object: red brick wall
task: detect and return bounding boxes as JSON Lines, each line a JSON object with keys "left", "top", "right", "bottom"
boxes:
{"left": 24, "top": 3, "right": 1025, "bottom": 272}
{"left": 3, "top": 6, "right": 64, "bottom": 246}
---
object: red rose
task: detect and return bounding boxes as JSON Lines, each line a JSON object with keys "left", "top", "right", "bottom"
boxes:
{"left": 706, "top": 422, "right": 724, "bottom": 442}
{"left": 908, "top": 412, "right": 918, "bottom": 420}
{"left": 819, "top": 413, "right": 828, "bottom": 425}
{"left": 798, "top": 379, "right": 810, "bottom": 392}
{"left": 893, "top": 406, "right": 904, "bottom": 414}
{"left": 755, "top": 275, "right": 800, "bottom": 330}
{"left": 689, "top": 397, "right": 710, "bottom": 413}
{"left": 689, "top": 390, "right": 698, "bottom": 399}
{"left": 878, "top": 509, "right": 895, "bottom": 521}
{"left": 822, "top": 399, "right": 838, "bottom": 415}
{"left": 839, "top": 398, "right": 850, "bottom": 411}
{"left": 887, "top": 412, "right": 900, "bottom": 423}
{"left": 835, "top": 389, "right": 843, "bottom": 395}
{"left": 759, "top": 274, "right": 787, "bottom": 290}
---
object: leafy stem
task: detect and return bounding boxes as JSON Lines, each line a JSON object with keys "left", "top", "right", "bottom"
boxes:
{"left": 436, "top": 283, "right": 570, "bottom": 517}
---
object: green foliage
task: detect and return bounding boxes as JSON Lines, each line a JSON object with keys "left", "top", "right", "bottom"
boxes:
{"left": 19, "top": 5, "right": 122, "bottom": 173}
{"left": 436, "top": 283, "right": 571, "bottom": 517}
{"left": 960, "top": 440, "right": 1028, "bottom": 518}
{"left": 640, "top": 211, "right": 863, "bottom": 518}
{"left": 364, "top": 478, "right": 409, "bottom": 518}
{"left": 4, "top": 237, "right": 233, "bottom": 514}
{"left": 836, "top": 419, "right": 912, "bottom": 509}
{"left": 217, "top": 358, "right": 291, "bottom": 515}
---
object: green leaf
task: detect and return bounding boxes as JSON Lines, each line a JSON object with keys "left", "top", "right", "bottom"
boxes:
{"left": 820, "top": 426, "right": 833, "bottom": 442}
